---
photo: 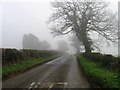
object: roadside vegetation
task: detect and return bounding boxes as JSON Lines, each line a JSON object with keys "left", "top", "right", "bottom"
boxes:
{"left": 77, "top": 54, "right": 120, "bottom": 88}
{"left": 3, "top": 55, "right": 60, "bottom": 79}
{"left": 2, "top": 48, "right": 62, "bottom": 80}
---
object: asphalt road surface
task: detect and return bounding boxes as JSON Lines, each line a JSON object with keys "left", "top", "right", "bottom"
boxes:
{"left": 3, "top": 54, "right": 90, "bottom": 89}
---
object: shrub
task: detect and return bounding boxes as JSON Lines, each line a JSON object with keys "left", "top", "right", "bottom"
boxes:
{"left": 2, "top": 48, "right": 61, "bottom": 66}
{"left": 77, "top": 56, "right": 120, "bottom": 88}
{"left": 81, "top": 52, "right": 119, "bottom": 72}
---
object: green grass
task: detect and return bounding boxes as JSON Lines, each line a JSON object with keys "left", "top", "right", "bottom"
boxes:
{"left": 2, "top": 55, "right": 59, "bottom": 77}
{"left": 77, "top": 56, "right": 120, "bottom": 88}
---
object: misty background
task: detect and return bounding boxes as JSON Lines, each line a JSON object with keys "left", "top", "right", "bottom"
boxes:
{"left": 0, "top": 0, "right": 119, "bottom": 56}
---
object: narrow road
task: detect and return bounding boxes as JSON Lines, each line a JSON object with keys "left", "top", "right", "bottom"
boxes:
{"left": 3, "top": 54, "right": 90, "bottom": 88}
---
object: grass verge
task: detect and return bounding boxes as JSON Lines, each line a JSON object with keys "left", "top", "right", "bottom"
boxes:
{"left": 2, "top": 55, "right": 60, "bottom": 79}
{"left": 77, "top": 55, "right": 120, "bottom": 88}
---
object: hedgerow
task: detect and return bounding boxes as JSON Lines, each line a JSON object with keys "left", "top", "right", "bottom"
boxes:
{"left": 2, "top": 48, "right": 61, "bottom": 66}
{"left": 81, "top": 53, "right": 120, "bottom": 72}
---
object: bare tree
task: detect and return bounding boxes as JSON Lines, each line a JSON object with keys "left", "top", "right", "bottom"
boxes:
{"left": 48, "top": 0, "right": 118, "bottom": 54}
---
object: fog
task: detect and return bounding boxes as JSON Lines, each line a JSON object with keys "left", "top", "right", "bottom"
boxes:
{"left": 0, "top": 0, "right": 119, "bottom": 56}
{"left": 1, "top": 1, "right": 69, "bottom": 50}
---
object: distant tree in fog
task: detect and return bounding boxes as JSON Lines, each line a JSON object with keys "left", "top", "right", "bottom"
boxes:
{"left": 69, "top": 35, "right": 84, "bottom": 53}
{"left": 57, "top": 40, "right": 69, "bottom": 52}
{"left": 22, "top": 33, "right": 51, "bottom": 50}
{"left": 40, "top": 40, "right": 51, "bottom": 50}
{"left": 22, "top": 34, "right": 40, "bottom": 50}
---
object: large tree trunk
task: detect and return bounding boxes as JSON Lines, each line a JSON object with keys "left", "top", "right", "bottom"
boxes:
{"left": 77, "top": 18, "right": 91, "bottom": 54}
{"left": 77, "top": 31, "right": 91, "bottom": 54}
{"left": 76, "top": 31, "right": 92, "bottom": 54}
{"left": 74, "top": 12, "right": 92, "bottom": 54}
{"left": 82, "top": 34, "right": 91, "bottom": 54}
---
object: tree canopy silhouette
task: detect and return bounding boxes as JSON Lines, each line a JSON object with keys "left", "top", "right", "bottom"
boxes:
{"left": 22, "top": 33, "right": 51, "bottom": 50}
{"left": 48, "top": 1, "right": 118, "bottom": 54}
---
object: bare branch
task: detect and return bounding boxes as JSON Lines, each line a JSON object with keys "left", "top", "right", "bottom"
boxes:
{"left": 48, "top": 1, "right": 118, "bottom": 53}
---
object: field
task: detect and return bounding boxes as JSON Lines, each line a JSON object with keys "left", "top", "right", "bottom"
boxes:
{"left": 77, "top": 56, "right": 120, "bottom": 88}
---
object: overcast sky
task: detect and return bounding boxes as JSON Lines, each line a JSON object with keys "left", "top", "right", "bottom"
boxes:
{"left": 0, "top": 0, "right": 119, "bottom": 56}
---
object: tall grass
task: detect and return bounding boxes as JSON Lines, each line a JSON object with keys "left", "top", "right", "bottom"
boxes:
{"left": 77, "top": 56, "right": 120, "bottom": 88}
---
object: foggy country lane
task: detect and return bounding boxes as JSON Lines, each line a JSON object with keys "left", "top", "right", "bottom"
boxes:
{"left": 3, "top": 55, "right": 90, "bottom": 88}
